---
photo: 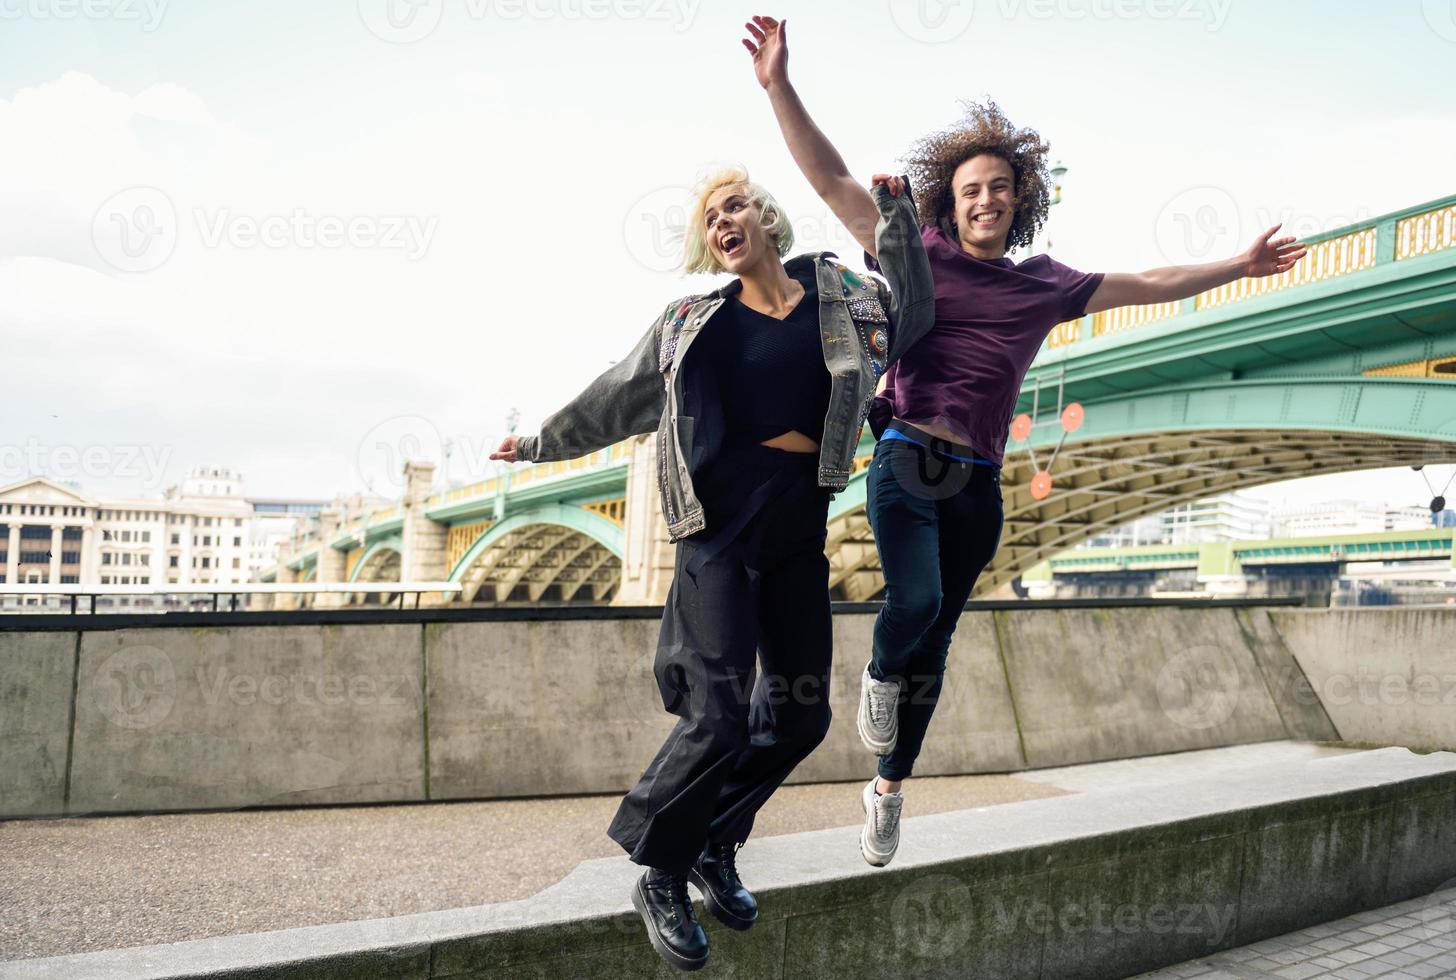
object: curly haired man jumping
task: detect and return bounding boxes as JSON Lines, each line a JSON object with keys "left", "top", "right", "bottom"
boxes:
{"left": 742, "top": 14, "right": 1307, "bottom": 868}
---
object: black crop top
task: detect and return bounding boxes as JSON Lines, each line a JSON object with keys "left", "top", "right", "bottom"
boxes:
{"left": 693, "top": 272, "right": 831, "bottom": 447}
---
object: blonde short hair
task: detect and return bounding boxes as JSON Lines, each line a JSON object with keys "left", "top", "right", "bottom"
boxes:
{"left": 681, "top": 166, "right": 795, "bottom": 275}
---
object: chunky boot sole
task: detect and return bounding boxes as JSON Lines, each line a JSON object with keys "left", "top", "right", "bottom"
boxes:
{"left": 685, "top": 866, "right": 757, "bottom": 931}
{"left": 631, "top": 877, "right": 709, "bottom": 972}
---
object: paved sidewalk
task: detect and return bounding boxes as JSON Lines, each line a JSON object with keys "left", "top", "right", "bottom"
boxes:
{"left": 1132, "top": 885, "right": 1456, "bottom": 979}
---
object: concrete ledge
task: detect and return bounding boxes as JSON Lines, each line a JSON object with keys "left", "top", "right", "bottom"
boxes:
{"left": 4, "top": 747, "right": 1454, "bottom": 980}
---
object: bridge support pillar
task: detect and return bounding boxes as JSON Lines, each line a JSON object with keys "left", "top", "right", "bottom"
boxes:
{"left": 313, "top": 508, "right": 345, "bottom": 608}
{"left": 401, "top": 460, "right": 449, "bottom": 605}
{"left": 271, "top": 542, "right": 297, "bottom": 611}
{"left": 613, "top": 434, "right": 675, "bottom": 606}
{"left": 1197, "top": 541, "right": 1248, "bottom": 597}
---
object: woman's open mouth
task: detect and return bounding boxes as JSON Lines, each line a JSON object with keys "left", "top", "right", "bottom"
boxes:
{"left": 719, "top": 232, "right": 746, "bottom": 258}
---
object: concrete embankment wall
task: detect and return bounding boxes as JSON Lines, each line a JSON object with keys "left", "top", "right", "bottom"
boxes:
{"left": 1270, "top": 607, "right": 1456, "bottom": 751}
{"left": 3, "top": 603, "right": 1448, "bottom": 819}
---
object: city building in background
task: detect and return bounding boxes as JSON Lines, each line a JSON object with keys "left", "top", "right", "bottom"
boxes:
{"left": 0, "top": 466, "right": 329, "bottom": 607}
{"left": 1159, "top": 493, "right": 1272, "bottom": 544}
{"left": 1271, "top": 500, "right": 1432, "bottom": 537}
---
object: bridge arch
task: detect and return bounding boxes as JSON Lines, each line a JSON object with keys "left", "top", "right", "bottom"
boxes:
{"left": 347, "top": 537, "right": 402, "bottom": 584}
{"left": 450, "top": 504, "right": 624, "bottom": 604}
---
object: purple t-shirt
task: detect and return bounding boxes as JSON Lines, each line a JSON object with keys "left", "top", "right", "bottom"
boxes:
{"left": 870, "top": 225, "right": 1103, "bottom": 466}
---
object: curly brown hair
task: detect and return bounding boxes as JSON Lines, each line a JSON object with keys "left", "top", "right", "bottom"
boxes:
{"left": 903, "top": 100, "right": 1051, "bottom": 254}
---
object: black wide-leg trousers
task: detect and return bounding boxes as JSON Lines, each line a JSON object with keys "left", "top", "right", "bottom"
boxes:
{"left": 607, "top": 443, "right": 834, "bottom": 874}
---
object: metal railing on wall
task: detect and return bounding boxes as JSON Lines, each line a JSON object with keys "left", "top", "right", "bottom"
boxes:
{"left": 0, "top": 582, "right": 462, "bottom": 615}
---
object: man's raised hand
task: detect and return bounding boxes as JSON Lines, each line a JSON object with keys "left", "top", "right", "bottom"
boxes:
{"left": 742, "top": 15, "right": 788, "bottom": 91}
{"left": 1243, "top": 224, "right": 1308, "bottom": 278}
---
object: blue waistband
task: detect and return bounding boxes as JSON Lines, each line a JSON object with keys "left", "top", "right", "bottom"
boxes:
{"left": 880, "top": 427, "right": 996, "bottom": 466}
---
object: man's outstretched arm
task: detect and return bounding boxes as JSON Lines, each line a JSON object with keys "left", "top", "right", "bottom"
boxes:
{"left": 1086, "top": 224, "right": 1307, "bottom": 314}
{"left": 743, "top": 15, "right": 884, "bottom": 260}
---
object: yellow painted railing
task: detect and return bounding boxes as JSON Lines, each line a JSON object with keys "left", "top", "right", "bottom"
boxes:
{"left": 1092, "top": 300, "right": 1182, "bottom": 338}
{"left": 582, "top": 498, "right": 627, "bottom": 527}
{"left": 1397, "top": 203, "right": 1456, "bottom": 261}
{"left": 1046, "top": 319, "right": 1082, "bottom": 348}
{"left": 1043, "top": 198, "right": 1455, "bottom": 353}
{"left": 446, "top": 518, "right": 496, "bottom": 572}
{"left": 1195, "top": 226, "right": 1377, "bottom": 311}
{"left": 434, "top": 440, "right": 630, "bottom": 507}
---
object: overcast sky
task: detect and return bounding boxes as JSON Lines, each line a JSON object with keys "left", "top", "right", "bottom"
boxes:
{"left": 3, "top": 0, "right": 1454, "bottom": 512}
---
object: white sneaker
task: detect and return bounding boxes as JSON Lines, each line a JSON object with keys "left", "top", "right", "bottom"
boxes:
{"left": 856, "top": 662, "right": 900, "bottom": 754}
{"left": 860, "top": 777, "right": 903, "bottom": 867}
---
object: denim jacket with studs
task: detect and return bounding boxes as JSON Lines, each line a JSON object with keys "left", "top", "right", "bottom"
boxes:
{"left": 515, "top": 180, "right": 934, "bottom": 542}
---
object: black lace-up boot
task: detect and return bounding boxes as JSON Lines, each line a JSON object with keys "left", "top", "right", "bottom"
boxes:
{"left": 687, "top": 840, "right": 758, "bottom": 931}
{"left": 631, "top": 866, "right": 709, "bottom": 971}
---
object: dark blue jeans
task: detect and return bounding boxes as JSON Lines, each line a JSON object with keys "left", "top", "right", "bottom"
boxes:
{"left": 865, "top": 435, "right": 1004, "bottom": 781}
